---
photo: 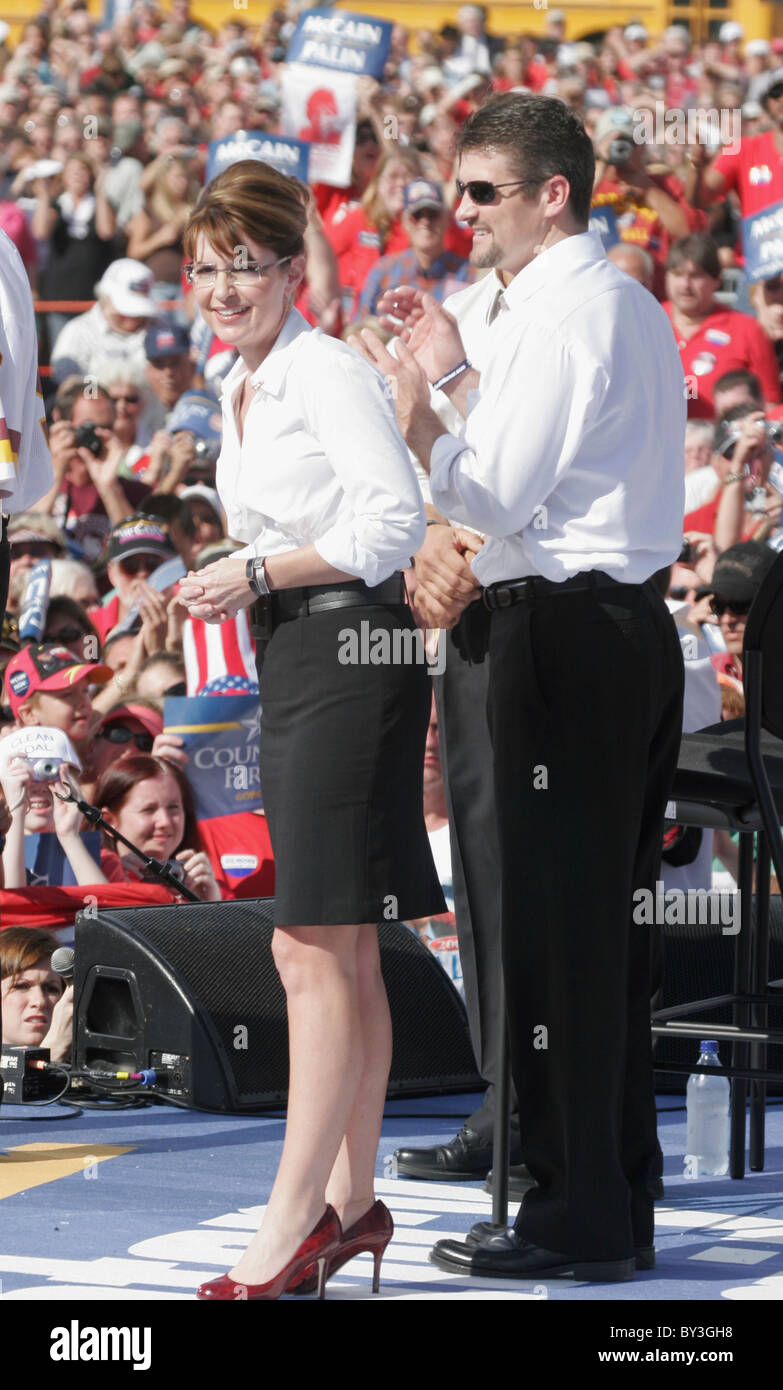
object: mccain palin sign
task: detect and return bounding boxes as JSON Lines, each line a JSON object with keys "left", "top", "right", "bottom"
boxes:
{"left": 742, "top": 201, "right": 783, "bottom": 282}
{"left": 286, "top": 7, "right": 392, "bottom": 77}
{"left": 206, "top": 132, "right": 311, "bottom": 185}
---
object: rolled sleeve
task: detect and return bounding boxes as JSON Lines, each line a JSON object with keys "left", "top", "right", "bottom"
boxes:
{"left": 308, "top": 348, "right": 427, "bottom": 584}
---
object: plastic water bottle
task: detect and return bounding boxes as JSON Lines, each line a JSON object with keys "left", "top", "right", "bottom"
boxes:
{"left": 684, "top": 1040, "right": 730, "bottom": 1178}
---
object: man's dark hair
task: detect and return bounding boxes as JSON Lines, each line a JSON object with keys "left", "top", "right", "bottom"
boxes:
{"left": 455, "top": 93, "right": 595, "bottom": 225}
{"left": 713, "top": 369, "right": 763, "bottom": 405}
{"left": 666, "top": 232, "right": 721, "bottom": 279}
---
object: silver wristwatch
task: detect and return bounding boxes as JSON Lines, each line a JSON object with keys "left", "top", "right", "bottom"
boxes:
{"left": 246, "top": 556, "right": 270, "bottom": 597}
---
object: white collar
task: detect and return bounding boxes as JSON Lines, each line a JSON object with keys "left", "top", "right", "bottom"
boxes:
{"left": 223, "top": 307, "right": 312, "bottom": 402}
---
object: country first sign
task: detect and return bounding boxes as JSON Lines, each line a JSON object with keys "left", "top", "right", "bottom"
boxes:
{"left": 742, "top": 200, "right": 783, "bottom": 282}
{"left": 286, "top": 7, "right": 392, "bottom": 77}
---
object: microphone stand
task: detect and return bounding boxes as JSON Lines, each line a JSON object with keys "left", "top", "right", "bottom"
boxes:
{"left": 57, "top": 780, "right": 203, "bottom": 904}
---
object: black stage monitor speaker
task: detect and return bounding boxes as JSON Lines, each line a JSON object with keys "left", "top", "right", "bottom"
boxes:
{"left": 73, "top": 898, "right": 481, "bottom": 1113}
{"left": 656, "top": 895, "right": 783, "bottom": 1093}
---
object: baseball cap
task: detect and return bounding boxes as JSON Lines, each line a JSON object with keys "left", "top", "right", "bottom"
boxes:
{"left": 166, "top": 390, "right": 222, "bottom": 442}
{"left": 623, "top": 23, "right": 648, "bottom": 42}
{"left": 711, "top": 541, "right": 776, "bottom": 602}
{"left": 4, "top": 644, "right": 113, "bottom": 718}
{"left": 96, "top": 259, "right": 156, "bottom": 317}
{"left": 197, "top": 674, "right": 259, "bottom": 696}
{"left": 145, "top": 320, "right": 191, "bottom": 361}
{"left": 98, "top": 516, "right": 176, "bottom": 569}
{"left": 96, "top": 702, "right": 164, "bottom": 739}
{"left": 8, "top": 512, "right": 67, "bottom": 551}
{"left": 595, "top": 106, "right": 635, "bottom": 143}
{"left": 404, "top": 178, "right": 445, "bottom": 215}
{"left": 180, "top": 484, "right": 223, "bottom": 518}
{"left": 746, "top": 39, "right": 771, "bottom": 57}
{"left": 0, "top": 724, "right": 82, "bottom": 776}
{"left": 719, "top": 21, "right": 744, "bottom": 43}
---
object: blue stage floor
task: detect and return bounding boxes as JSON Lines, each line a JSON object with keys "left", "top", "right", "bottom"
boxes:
{"left": 2, "top": 1090, "right": 783, "bottom": 1306}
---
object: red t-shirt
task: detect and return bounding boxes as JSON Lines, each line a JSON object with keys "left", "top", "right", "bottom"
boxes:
{"left": 713, "top": 130, "right": 783, "bottom": 218}
{"left": 327, "top": 207, "right": 410, "bottom": 317}
{"left": 313, "top": 181, "right": 363, "bottom": 233}
{"left": 662, "top": 302, "right": 781, "bottom": 419}
{"left": 198, "top": 811, "right": 275, "bottom": 901}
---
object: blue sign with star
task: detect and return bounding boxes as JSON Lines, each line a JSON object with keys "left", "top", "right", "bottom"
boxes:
{"left": 162, "top": 694, "right": 262, "bottom": 819}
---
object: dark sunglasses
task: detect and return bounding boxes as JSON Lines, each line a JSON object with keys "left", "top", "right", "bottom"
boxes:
{"left": 99, "top": 726, "right": 154, "bottom": 751}
{"left": 9, "top": 540, "right": 54, "bottom": 558}
{"left": 455, "top": 178, "right": 534, "bottom": 205}
{"left": 710, "top": 597, "right": 754, "bottom": 618}
{"left": 45, "top": 625, "right": 87, "bottom": 645}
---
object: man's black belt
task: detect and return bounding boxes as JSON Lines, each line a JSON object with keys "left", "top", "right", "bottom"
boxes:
{"left": 483, "top": 570, "right": 641, "bottom": 610}
{"left": 251, "top": 574, "right": 406, "bottom": 640}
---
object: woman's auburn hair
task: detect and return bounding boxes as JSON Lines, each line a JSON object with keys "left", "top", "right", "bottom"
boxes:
{"left": 0, "top": 926, "right": 64, "bottom": 987}
{"left": 184, "top": 158, "right": 308, "bottom": 263}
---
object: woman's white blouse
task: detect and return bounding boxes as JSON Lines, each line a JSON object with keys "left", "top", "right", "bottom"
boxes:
{"left": 216, "top": 308, "right": 427, "bottom": 587}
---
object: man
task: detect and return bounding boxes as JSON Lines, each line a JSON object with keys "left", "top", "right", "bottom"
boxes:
{"left": 144, "top": 320, "right": 195, "bottom": 425}
{"left": 0, "top": 229, "right": 54, "bottom": 625}
{"left": 7, "top": 512, "right": 67, "bottom": 589}
{"left": 356, "top": 180, "right": 472, "bottom": 321}
{"left": 50, "top": 258, "right": 158, "bottom": 386}
{"left": 87, "top": 514, "right": 176, "bottom": 644}
{"left": 38, "top": 381, "right": 150, "bottom": 562}
{"left": 691, "top": 66, "right": 783, "bottom": 218}
{"left": 361, "top": 94, "right": 686, "bottom": 1280}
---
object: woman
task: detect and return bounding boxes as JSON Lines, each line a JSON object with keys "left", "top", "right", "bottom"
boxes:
{"left": 94, "top": 752, "right": 219, "bottom": 902}
{"left": 0, "top": 749, "right": 108, "bottom": 890}
{"left": 126, "top": 154, "right": 199, "bottom": 312}
{"left": 326, "top": 146, "right": 421, "bottom": 319}
{"left": 179, "top": 160, "right": 442, "bottom": 1300}
{"left": 31, "top": 154, "right": 116, "bottom": 353}
{"left": 0, "top": 927, "right": 73, "bottom": 1062}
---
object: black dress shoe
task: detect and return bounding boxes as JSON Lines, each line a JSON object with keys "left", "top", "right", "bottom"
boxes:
{"left": 482, "top": 1162, "right": 537, "bottom": 1198}
{"left": 394, "top": 1126, "right": 495, "bottom": 1180}
{"left": 429, "top": 1231, "right": 636, "bottom": 1283}
{"left": 464, "top": 1223, "right": 655, "bottom": 1271}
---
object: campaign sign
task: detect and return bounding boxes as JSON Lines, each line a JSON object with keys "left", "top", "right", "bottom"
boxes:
{"left": 742, "top": 201, "right": 783, "bottom": 282}
{"left": 286, "top": 8, "right": 392, "bottom": 77}
{"left": 281, "top": 64, "right": 357, "bottom": 186}
{"left": 163, "top": 693, "right": 262, "bottom": 819}
{"left": 25, "top": 831, "right": 101, "bottom": 888}
{"left": 206, "top": 132, "right": 310, "bottom": 186}
{"left": 18, "top": 558, "right": 51, "bottom": 644}
{"left": 589, "top": 206, "right": 620, "bottom": 250}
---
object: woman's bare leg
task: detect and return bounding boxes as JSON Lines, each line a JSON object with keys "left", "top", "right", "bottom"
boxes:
{"left": 228, "top": 922, "right": 368, "bottom": 1287}
{"left": 324, "top": 925, "right": 393, "bottom": 1231}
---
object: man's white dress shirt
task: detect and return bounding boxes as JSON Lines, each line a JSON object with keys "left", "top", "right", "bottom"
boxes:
{"left": 0, "top": 230, "right": 53, "bottom": 512}
{"left": 430, "top": 231, "right": 687, "bottom": 586}
{"left": 217, "top": 308, "right": 426, "bottom": 587}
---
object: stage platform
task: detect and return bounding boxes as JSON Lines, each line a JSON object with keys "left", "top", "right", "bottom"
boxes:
{"left": 1, "top": 1089, "right": 782, "bottom": 1306}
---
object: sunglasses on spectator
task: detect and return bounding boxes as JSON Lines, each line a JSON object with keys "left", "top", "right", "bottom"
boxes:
{"left": 98, "top": 726, "right": 154, "bottom": 751}
{"left": 409, "top": 207, "right": 442, "bottom": 221}
{"left": 710, "top": 597, "right": 754, "bottom": 617}
{"left": 118, "top": 554, "right": 157, "bottom": 576}
{"left": 455, "top": 178, "right": 536, "bottom": 204}
{"left": 10, "top": 540, "right": 54, "bottom": 558}
{"left": 111, "top": 392, "right": 141, "bottom": 405}
{"left": 46, "top": 625, "right": 87, "bottom": 645}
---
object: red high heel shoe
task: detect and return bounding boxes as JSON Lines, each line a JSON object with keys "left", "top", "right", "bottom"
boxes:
{"left": 196, "top": 1206, "right": 342, "bottom": 1301}
{"left": 290, "top": 1199, "right": 394, "bottom": 1295}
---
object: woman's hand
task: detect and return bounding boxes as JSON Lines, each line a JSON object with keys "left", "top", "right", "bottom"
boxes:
{"left": 0, "top": 757, "right": 33, "bottom": 817}
{"left": 151, "top": 732, "right": 189, "bottom": 768}
{"left": 176, "top": 848, "right": 221, "bottom": 901}
{"left": 41, "top": 983, "right": 74, "bottom": 1062}
{"left": 179, "top": 557, "right": 254, "bottom": 623}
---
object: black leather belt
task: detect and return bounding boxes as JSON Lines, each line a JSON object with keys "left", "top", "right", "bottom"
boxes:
{"left": 251, "top": 574, "right": 406, "bottom": 640}
{"left": 483, "top": 571, "right": 640, "bottom": 610}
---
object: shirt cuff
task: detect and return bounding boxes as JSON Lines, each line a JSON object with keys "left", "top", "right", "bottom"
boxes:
{"left": 429, "top": 432, "right": 471, "bottom": 521}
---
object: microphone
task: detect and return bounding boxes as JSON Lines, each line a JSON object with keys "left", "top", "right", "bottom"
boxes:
{"left": 51, "top": 947, "right": 74, "bottom": 979}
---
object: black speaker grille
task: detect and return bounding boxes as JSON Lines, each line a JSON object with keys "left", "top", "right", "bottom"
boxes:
{"left": 76, "top": 899, "right": 480, "bottom": 1111}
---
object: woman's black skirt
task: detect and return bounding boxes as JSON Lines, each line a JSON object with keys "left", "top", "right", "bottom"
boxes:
{"left": 256, "top": 602, "right": 446, "bottom": 927}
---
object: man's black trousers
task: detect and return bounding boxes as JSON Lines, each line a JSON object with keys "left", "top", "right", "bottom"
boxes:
{"left": 487, "top": 577, "right": 683, "bottom": 1259}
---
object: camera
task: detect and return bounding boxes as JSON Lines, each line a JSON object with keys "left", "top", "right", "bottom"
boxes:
{"left": 73, "top": 421, "right": 105, "bottom": 457}
{"left": 23, "top": 756, "right": 64, "bottom": 782}
{"left": 716, "top": 415, "right": 783, "bottom": 460}
{"left": 607, "top": 137, "right": 633, "bottom": 167}
{"left": 679, "top": 540, "right": 696, "bottom": 567}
